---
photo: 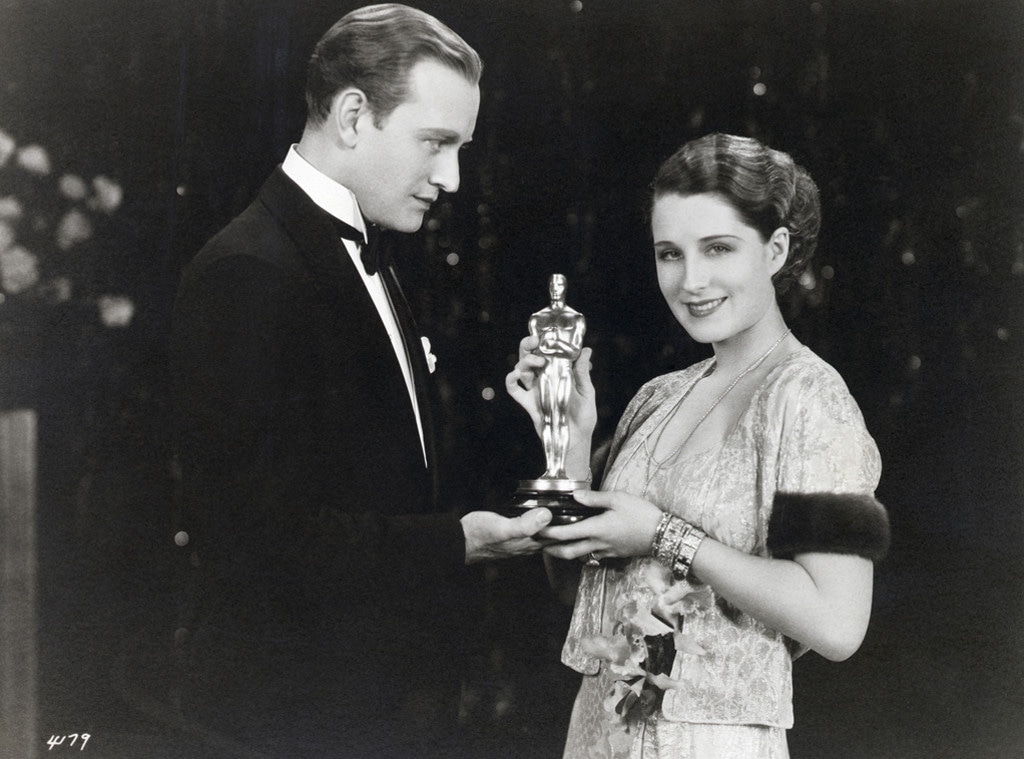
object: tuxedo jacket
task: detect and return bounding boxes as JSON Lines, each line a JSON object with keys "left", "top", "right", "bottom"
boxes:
{"left": 170, "top": 168, "right": 474, "bottom": 746}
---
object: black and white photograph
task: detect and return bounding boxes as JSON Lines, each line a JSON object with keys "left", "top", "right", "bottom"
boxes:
{"left": 0, "top": 1, "right": 1021, "bottom": 757}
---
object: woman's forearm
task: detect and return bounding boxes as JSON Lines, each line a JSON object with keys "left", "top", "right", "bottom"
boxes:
{"left": 691, "top": 540, "right": 874, "bottom": 661}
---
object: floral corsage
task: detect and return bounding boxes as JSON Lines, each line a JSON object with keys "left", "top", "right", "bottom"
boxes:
{"left": 580, "top": 562, "right": 713, "bottom": 732}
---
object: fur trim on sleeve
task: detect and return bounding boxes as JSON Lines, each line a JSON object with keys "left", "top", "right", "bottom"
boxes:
{"left": 767, "top": 492, "right": 890, "bottom": 561}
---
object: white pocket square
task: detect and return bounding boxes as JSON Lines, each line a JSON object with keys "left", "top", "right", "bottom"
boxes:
{"left": 420, "top": 336, "right": 437, "bottom": 373}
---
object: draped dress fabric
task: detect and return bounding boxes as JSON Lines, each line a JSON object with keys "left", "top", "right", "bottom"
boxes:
{"left": 560, "top": 346, "right": 882, "bottom": 759}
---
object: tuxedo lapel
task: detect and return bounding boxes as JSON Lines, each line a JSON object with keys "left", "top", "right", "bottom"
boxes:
{"left": 257, "top": 168, "right": 441, "bottom": 499}
{"left": 381, "top": 258, "right": 438, "bottom": 476}
{"left": 258, "top": 167, "right": 353, "bottom": 296}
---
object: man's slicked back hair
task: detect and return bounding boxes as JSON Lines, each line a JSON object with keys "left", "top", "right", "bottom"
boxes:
{"left": 305, "top": 3, "right": 482, "bottom": 128}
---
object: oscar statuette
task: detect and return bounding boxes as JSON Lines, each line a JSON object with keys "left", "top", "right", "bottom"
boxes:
{"left": 501, "top": 274, "right": 603, "bottom": 525}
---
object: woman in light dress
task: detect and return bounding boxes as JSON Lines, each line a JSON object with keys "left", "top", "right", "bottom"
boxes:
{"left": 508, "top": 133, "right": 890, "bottom": 759}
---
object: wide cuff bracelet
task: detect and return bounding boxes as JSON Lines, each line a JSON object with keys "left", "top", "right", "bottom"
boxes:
{"left": 651, "top": 513, "right": 706, "bottom": 581}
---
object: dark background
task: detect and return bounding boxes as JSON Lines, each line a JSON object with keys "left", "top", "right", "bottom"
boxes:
{"left": 1, "top": 0, "right": 1022, "bottom": 756}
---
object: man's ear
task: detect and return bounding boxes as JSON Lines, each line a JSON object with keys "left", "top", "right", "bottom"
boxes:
{"left": 766, "top": 226, "right": 791, "bottom": 276}
{"left": 333, "top": 89, "right": 371, "bottom": 147}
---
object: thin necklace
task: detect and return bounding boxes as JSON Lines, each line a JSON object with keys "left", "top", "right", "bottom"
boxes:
{"left": 642, "top": 328, "right": 792, "bottom": 495}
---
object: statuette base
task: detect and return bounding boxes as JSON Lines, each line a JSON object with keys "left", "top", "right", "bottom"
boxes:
{"left": 497, "top": 478, "right": 603, "bottom": 525}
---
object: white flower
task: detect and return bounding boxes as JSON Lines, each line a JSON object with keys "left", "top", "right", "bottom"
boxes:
{"left": 46, "top": 277, "right": 73, "bottom": 303}
{"left": 626, "top": 603, "right": 675, "bottom": 637}
{"left": 0, "top": 220, "right": 15, "bottom": 252}
{"left": 643, "top": 562, "right": 674, "bottom": 595}
{"left": 654, "top": 582, "right": 714, "bottom": 624}
{"left": 0, "top": 245, "right": 40, "bottom": 293}
{"left": 420, "top": 335, "right": 437, "bottom": 373}
{"left": 98, "top": 295, "right": 134, "bottom": 328}
{"left": 88, "top": 175, "right": 123, "bottom": 214}
{"left": 0, "top": 129, "right": 15, "bottom": 168}
{"left": 59, "top": 174, "right": 89, "bottom": 201}
{"left": 56, "top": 208, "right": 93, "bottom": 250}
{"left": 16, "top": 144, "right": 51, "bottom": 176}
{"left": 580, "top": 634, "right": 633, "bottom": 667}
{"left": 672, "top": 631, "right": 708, "bottom": 657}
{"left": 603, "top": 677, "right": 644, "bottom": 716}
{"left": 0, "top": 196, "right": 24, "bottom": 221}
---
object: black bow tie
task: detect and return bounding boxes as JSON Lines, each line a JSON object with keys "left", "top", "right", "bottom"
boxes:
{"left": 331, "top": 216, "right": 386, "bottom": 276}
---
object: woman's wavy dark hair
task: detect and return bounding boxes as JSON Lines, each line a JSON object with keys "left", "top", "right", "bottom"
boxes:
{"left": 651, "top": 133, "right": 821, "bottom": 293}
{"left": 305, "top": 3, "right": 482, "bottom": 129}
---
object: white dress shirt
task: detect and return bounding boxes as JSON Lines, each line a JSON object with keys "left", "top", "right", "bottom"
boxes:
{"left": 281, "top": 146, "right": 427, "bottom": 466}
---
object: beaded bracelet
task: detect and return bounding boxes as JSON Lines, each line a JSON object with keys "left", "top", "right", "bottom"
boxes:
{"left": 651, "top": 513, "right": 707, "bottom": 581}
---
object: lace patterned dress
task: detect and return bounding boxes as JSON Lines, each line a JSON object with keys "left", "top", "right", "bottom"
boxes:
{"left": 560, "top": 347, "right": 882, "bottom": 759}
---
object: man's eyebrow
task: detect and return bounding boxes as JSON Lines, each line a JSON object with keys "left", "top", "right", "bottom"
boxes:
{"left": 418, "top": 128, "right": 470, "bottom": 144}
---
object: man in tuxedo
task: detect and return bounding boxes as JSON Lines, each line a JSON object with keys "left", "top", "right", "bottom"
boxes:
{"left": 170, "top": 5, "right": 551, "bottom": 756}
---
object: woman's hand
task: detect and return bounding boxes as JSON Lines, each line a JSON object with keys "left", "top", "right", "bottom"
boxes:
{"left": 505, "top": 335, "right": 547, "bottom": 432}
{"left": 540, "top": 489, "right": 663, "bottom": 562}
{"left": 505, "top": 335, "right": 597, "bottom": 470}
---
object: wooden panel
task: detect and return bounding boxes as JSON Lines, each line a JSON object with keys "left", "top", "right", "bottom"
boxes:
{"left": 0, "top": 409, "right": 38, "bottom": 759}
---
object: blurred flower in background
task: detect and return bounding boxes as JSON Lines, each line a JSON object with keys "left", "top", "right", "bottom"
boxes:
{"left": 0, "top": 126, "right": 132, "bottom": 327}
{"left": 56, "top": 208, "right": 93, "bottom": 251}
{"left": 0, "top": 210, "right": 37, "bottom": 293}
{"left": 16, "top": 143, "right": 52, "bottom": 176}
{"left": 0, "top": 245, "right": 39, "bottom": 294}
{"left": 89, "top": 175, "right": 123, "bottom": 214}
{"left": 58, "top": 174, "right": 89, "bottom": 201}
{"left": 98, "top": 295, "right": 135, "bottom": 328}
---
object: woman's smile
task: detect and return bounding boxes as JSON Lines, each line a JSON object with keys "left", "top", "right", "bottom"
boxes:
{"left": 685, "top": 297, "right": 726, "bottom": 317}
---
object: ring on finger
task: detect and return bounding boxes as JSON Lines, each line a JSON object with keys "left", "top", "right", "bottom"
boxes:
{"left": 585, "top": 552, "right": 601, "bottom": 567}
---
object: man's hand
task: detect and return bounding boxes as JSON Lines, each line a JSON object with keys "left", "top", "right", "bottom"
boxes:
{"left": 461, "top": 507, "right": 553, "bottom": 564}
